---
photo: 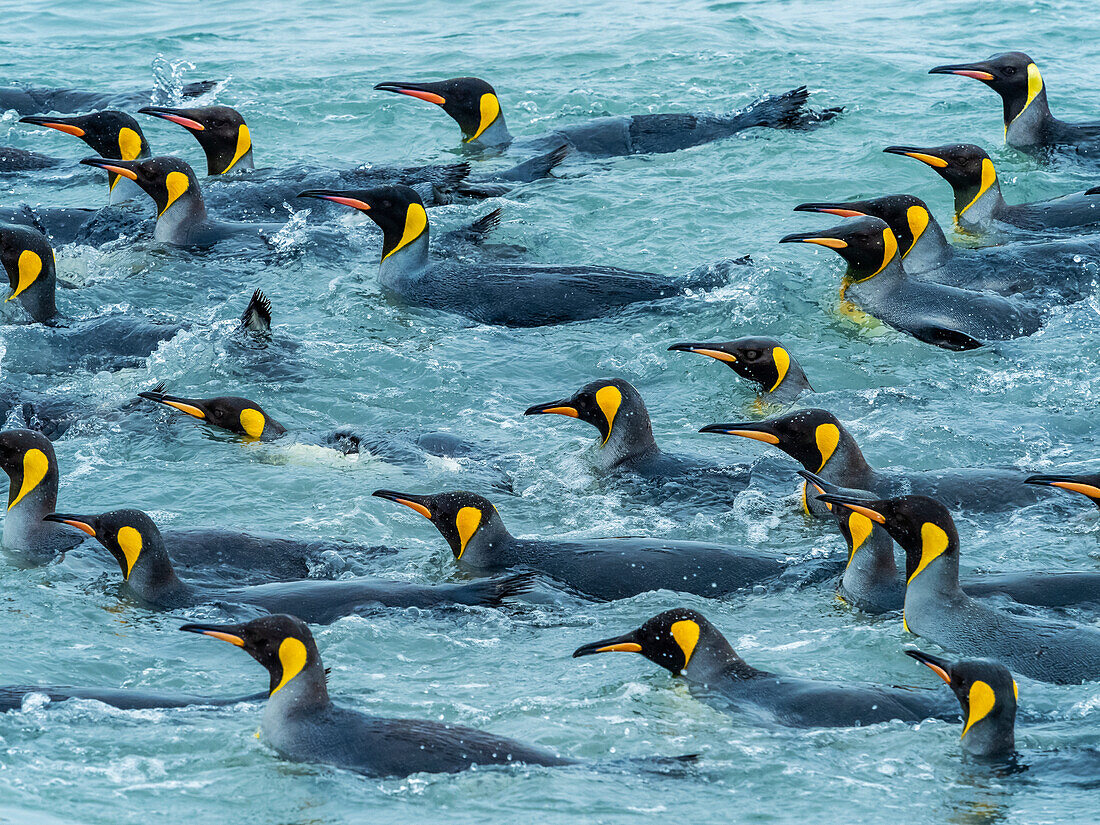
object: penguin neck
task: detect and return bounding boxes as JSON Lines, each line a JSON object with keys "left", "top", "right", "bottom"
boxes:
{"left": 126, "top": 543, "right": 190, "bottom": 606}
{"left": 844, "top": 255, "right": 909, "bottom": 298}
{"left": 10, "top": 258, "right": 58, "bottom": 324}
{"left": 108, "top": 174, "right": 146, "bottom": 206}
{"left": 597, "top": 408, "right": 660, "bottom": 471}
{"left": 1004, "top": 85, "right": 1052, "bottom": 149}
{"left": 816, "top": 428, "right": 875, "bottom": 489}
{"left": 683, "top": 628, "right": 767, "bottom": 684}
{"left": 154, "top": 191, "right": 208, "bottom": 244}
{"left": 766, "top": 362, "right": 812, "bottom": 403}
{"left": 211, "top": 147, "right": 254, "bottom": 176}
{"left": 454, "top": 515, "right": 515, "bottom": 571}
{"left": 3, "top": 479, "right": 76, "bottom": 563}
{"left": 954, "top": 173, "right": 1004, "bottom": 234}
{"left": 903, "top": 544, "right": 966, "bottom": 632}
{"left": 378, "top": 232, "right": 430, "bottom": 289}
{"left": 262, "top": 658, "right": 331, "bottom": 724}
{"left": 962, "top": 709, "right": 1016, "bottom": 760}
{"left": 902, "top": 216, "right": 954, "bottom": 274}
{"left": 465, "top": 114, "right": 513, "bottom": 150}
{"left": 840, "top": 521, "right": 898, "bottom": 605}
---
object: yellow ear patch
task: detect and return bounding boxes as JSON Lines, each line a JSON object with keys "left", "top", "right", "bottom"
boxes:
{"left": 595, "top": 385, "right": 622, "bottom": 446}
{"left": 221, "top": 124, "right": 252, "bottom": 174}
{"left": 868, "top": 228, "right": 898, "bottom": 277}
{"left": 160, "top": 171, "right": 190, "bottom": 217}
{"left": 118, "top": 127, "right": 143, "bottom": 161}
{"left": 845, "top": 512, "right": 873, "bottom": 568}
{"left": 239, "top": 408, "right": 266, "bottom": 439}
{"left": 455, "top": 506, "right": 481, "bottom": 559}
{"left": 769, "top": 347, "right": 790, "bottom": 392}
{"left": 1020, "top": 63, "right": 1044, "bottom": 118}
{"left": 1012, "top": 680, "right": 1018, "bottom": 701}
{"left": 907, "top": 522, "right": 950, "bottom": 584}
{"left": 961, "top": 158, "right": 998, "bottom": 216}
{"left": 467, "top": 93, "right": 501, "bottom": 141}
{"left": 7, "top": 250, "right": 43, "bottom": 302}
{"left": 814, "top": 423, "right": 840, "bottom": 472}
{"left": 904, "top": 206, "right": 929, "bottom": 255}
{"left": 271, "top": 636, "right": 308, "bottom": 695}
{"left": 961, "top": 679, "right": 997, "bottom": 738}
{"left": 383, "top": 203, "right": 428, "bottom": 261}
{"left": 670, "top": 620, "right": 700, "bottom": 670}
{"left": 9, "top": 448, "right": 49, "bottom": 510}
{"left": 117, "top": 525, "right": 143, "bottom": 579}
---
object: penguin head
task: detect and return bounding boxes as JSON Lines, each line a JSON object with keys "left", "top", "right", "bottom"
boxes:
{"left": 780, "top": 216, "right": 900, "bottom": 281}
{"left": 815, "top": 493, "right": 959, "bottom": 585}
{"left": 0, "top": 429, "right": 58, "bottom": 512}
{"left": 907, "top": 649, "right": 1017, "bottom": 759}
{"left": 80, "top": 155, "right": 202, "bottom": 217}
{"left": 0, "top": 223, "right": 55, "bottom": 316}
{"left": 374, "top": 77, "right": 504, "bottom": 144}
{"left": 930, "top": 52, "right": 1042, "bottom": 120}
{"left": 700, "top": 408, "right": 851, "bottom": 473}
{"left": 138, "top": 390, "right": 283, "bottom": 441}
{"left": 297, "top": 185, "right": 429, "bottom": 262}
{"left": 181, "top": 614, "right": 326, "bottom": 700}
{"left": 524, "top": 378, "right": 651, "bottom": 452}
{"left": 372, "top": 489, "right": 509, "bottom": 564}
{"left": 139, "top": 105, "right": 253, "bottom": 175}
{"left": 883, "top": 144, "right": 997, "bottom": 209}
{"left": 43, "top": 508, "right": 167, "bottom": 582}
{"left": 794, "top": 194, "right": 935, "bottom": 261}
{"left": 668, "top": 338, "right": 796, "bottom": 394}
{"left": 798, "top": 470, "right": 883, "bottom": 567}
{"left": 573, "top": 608, "right": 732, "bottom": 678}
{"left": 1025, "top": 472, "right": 1100, "bottom": 510}
{"left": 20, "top": 111, "right": 149, "bottom": 192}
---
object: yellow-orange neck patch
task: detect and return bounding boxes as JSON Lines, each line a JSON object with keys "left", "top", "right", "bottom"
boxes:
{"left": 117, "top": 525, "right": 143, "bottom": 579}
{"left": 671, "top": 620, "right": 700, "bottom": 670}
{"left": 383, "top": 203, "right": 428, "bottom": 261}
{"left": 455, "top": 506, "right": 481, "bottom": 559}
{"left": 9, "top": 448, "right": 49, "bottom": 510}
{"left": 7, "top": 250, "right": 43, "bottom": 301}
{"left": 907, "top": 522, "right": 950, "bottom": 585}
{"left": 466, "top": 94, "right": 501, "bottom": 142}
{"left": 595, "top": 385, "right": 622, "bottom": 446}
{"left": 272, "top": 636, "right": 308, "bottom": 695}
{"left": 160, "top": 171, "right": 190, "bottom": 217}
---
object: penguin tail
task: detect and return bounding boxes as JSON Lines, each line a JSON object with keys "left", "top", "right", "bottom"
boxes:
{"left": 737, "top": 86, "right": 842, "bottom": 131}
{"left": 239, "top": 289, "right": 272, "bottom": 335}
{"left": 457, "top": 572, "right": 538, "bottom": 607}
{"left": 488, "top": 143, "right": 571, "bottom": 184}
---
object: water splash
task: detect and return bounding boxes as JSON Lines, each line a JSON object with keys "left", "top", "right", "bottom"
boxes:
{"left": 150, "top": 55, "right": 197, "bottom": 106}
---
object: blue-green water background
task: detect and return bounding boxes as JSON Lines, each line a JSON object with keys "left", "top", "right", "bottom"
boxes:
{"left": 2, "top": 0, "right": 1100, "bottom": 822}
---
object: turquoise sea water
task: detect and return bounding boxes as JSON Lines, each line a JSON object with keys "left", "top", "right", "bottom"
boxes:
{"left": 2, "top": 0, "right": 1100, "bottom": 822}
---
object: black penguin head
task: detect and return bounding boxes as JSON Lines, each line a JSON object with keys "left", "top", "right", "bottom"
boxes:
{"left": 43, "top": 508, "right": 164, "bottom": 581}
{"left": 374, "top": 77, "right": 503, "bottom": 143}
{"left": 668, "top": 337, "right": 796, "bottom": 393}
{"left": 573, "top": 609, "right": 724, "bottom": 676}
{"left": 297, "top": 185, "right": 429, "bottom": 261}
{"left": 701, "top": 408, "right": 849, "bottom": 472}
{"left": 780, "top": 216, "right": 900, "bottom": 280}
{"left": 372, "top": 489, "right": 508, "bottom": 562}
{"left": 0, "top": 429, "right": 58, "bottom": 511}
{"left": 930, "top": 52, "right": 1042, "bottom": 120}
{"left": 21, "top": 111, "right": 149, "bottom": 191}
{"left": 815, "top": 493, "right": 959, "bottom": 583}
{"left": 907, "top": 649, "right": 1017, "bottom": 758}
{"left": 139, "top": 105, "right": 253, "bottom": 175}
{"left": 883, "top": 144, "right": 997, "bottom": 204}
{"left": 138, "top": 390, "right": 282, "bottom": 441}
{"left": 0, "top": 222, "right": 54, "bottom": 305}
{"left": 1025, "top": 472, "right": 1100, "bottom": 510}
{"left": 80, "top": 155, "right": 202, "bottom": 217}
{"left": 794, "top": 194, "right": 935, "bottom": 260}
{"left": 524, "top": 378, "right": 648, "bottom": 447}
{"left": 181, "top": 614, "right": 325, "bottom": 699}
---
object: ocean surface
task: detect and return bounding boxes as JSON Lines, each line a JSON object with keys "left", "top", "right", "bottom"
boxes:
{"left": 2, "top": 0, "right": 1100, "bottom": 822}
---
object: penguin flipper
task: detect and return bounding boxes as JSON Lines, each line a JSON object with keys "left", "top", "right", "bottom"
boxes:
{"left": 910, "top": 325, "right": 986, "bottom": 351}
{"left": 488, "top": 143, "right": 570, "bottom": 184}
{"left": 240, "top": 289, "right": 272, "bottom": 335}
{"left": 735, "top": 86, "right": 842, "bottom": 131}
{"left": 453, "top": 572, "right": 538, "bottom": 607}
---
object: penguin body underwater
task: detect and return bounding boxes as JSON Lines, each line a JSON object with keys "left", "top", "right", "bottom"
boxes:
{"left": 780, "top": 216, "right": 1043, "bottom": 350}
{"left": 45, "top": 509, "right": 535, "bottom": 622}
{"left": 930, "top": 52, "right": 1100, "bottom": 159}
{"left": 795, "top": 194, "right": 1100, "bottom": 302}
{"left": 298, "top": 185, "right": 736, "bottom": 327}
{"left": 573, "top": 609, "right": 956, "bottom": 727}
{"left": 668, "top": 338, "right": 813, "bottom": 405}
{"left": 0, "top": 79, "right": 216, "bottom": 117}
{"left": 523, "top": 378, "right": 753, "bottom": 509}
{"left": 701, "top": 408, "right": 1051, "bottom": 517}
{"left": 0, "top": 685, "right": 264, "bottom": 713}
{"left": 884, "top": 144, "right": 1100, "bottom": 236}
{"left": 0, "top": 222, "right": 182, "bottom": 373}
{"left": 373, "top": 490, "right": 844, "bottom": 601}
{"left": 375, "top": 77, "right": 839, "bottom": 157}
{"left": 0, "top": 428, "right": 383, "bottom": 582}
{"left": 182, "top": 614, "right": 576, "bottom": 777}
{"left": 816, "top": 493, "right": 1100, "bottom": 685}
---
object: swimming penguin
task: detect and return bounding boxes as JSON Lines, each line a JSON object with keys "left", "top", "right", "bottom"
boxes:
{"left": 930, "top": 52, "right": 1100, "bottom": 159}
{"left": 138, "top": 103, "right": 565, "bottom": 201}
{"left": 668, "top": 338, "right": 813, "bottom": 404}
{"left": 815, "top": 492, "right": 1100, "bottom": 685}
{"left": 0, "top": 146, "right": 61, "bottom": 173}
{"left": 372, "top": 489, "right": 843, "bottom": 601}
{"left": 700, "top": 408, "right": 1051, "bottom": 517}
{"left": 573, "top": 608, "right": 955, "bottom": 726}
{"left": 19, "top": 111, "right": 152, "bottom": 203}
{"left": 45, "top": 509, "right": 534, "bottom": 621}
{"left": 523, "top": 378, "right": 751, "bottom": 508}
{"left": 0, "top": 222, "right": 183, "bottom": 373}
{"left": 374, "top": 77, "right": 838, "bottom": 156}
{"left": 182, "top": 614, "right": 573, "bottom": 776}
{"left": 780, "top": 216, "right": 1043, "bottom": 349}
{"left": 883, "top": 144, "right": 1100, "bottom": 236}
{"left": 0, "top": 428, "right": 382, "bottom": 582}
{"left": 79, "top": 155, "right": 284, "bottom": 246}
{"left": 800, "top": 470, "right": 1100, "bottom": 613}
{"left": 794, "top": 194, "right": 1100, "bottom": 300}
{"left": 0, "top": 685, "right": 264, "bottom": 713}
{"left": 297, "top": 185, "right": 734, "bottom": 327}
{"left": 0, "top": 79, "right": 216, "bottom": 117}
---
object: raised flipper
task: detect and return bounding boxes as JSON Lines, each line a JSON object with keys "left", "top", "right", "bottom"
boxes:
{"left": 239, "top": 289, "right": 272, "bottom": 335}
{"left": 490, "top": 143, "right": 570, "bottom": 183}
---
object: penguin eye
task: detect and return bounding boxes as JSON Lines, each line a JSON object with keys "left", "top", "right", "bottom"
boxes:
{"left": 744, "top": 350, "right": 760, "bottom": 361}
{"left": 1003, "top": 66, "right": 1016, "bottom": 76}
